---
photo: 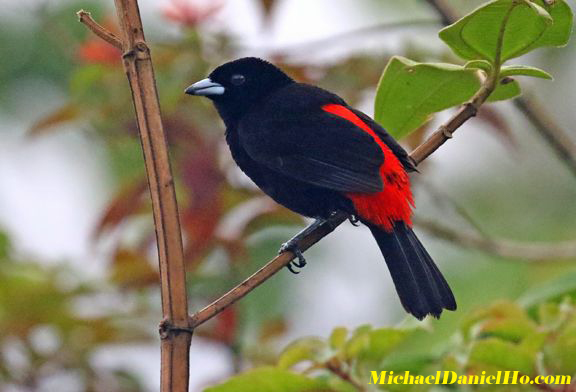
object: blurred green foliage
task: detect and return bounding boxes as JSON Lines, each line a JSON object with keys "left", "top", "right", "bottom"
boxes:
{"left": 210, "top": 296, "right": 576, "bottom": 391}
{"left": 0, "top": 0, "right": 574, "bottom": 391}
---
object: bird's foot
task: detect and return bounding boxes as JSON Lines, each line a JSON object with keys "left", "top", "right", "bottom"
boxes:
{"left": 279, "top": 240, "right": 307, "bottom": 274}
{"left": 348, "top": 214, "right": 360, "bottom": 227}
{"left": 278, "top": 217, "right": 329, "bottom": 274}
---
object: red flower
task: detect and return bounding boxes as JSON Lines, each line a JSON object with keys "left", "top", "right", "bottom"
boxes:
{"left": 162, "top": 0, "right": 224, "bottom": 27}
{"left": 78, "top": 39, "right": 121, "bottom": 66}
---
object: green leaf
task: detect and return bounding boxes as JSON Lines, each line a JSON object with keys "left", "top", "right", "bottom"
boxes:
{"left": 343, "top": 325, "right": 372, "bottom": 360}
{"left": 519, "top": 331, "right": 547, "bottom": 354}
{"left": 469, "top": 338, "right": 536, "bottom": 376}
{"left": 523, "top": 0, "right": 573, "bottom": 51}
{"left": 487, "top": 77, "right": 521, "bottom": 101}
{"left": 374, "top": 56, "right": 480, "bottom": 139}
{"left": 544, "top": 316, "right": 576, "bottom": 375}
{"left": 439, "top": 0, "right": 553, "bottom": 62}
{"left": 277, "top": 337, "right": 326, "bottom": 369}
{"left": 464, "top": 60, "right": 493, "bottom": 73}
{"left": 478, "top": 317, "right": 538, "bottom": 342}
{"left": 461, "top": 301, "right": 528, "bottom": 341}
{"left": 0, "top": 230, "right": 11, "bottom": 260}
{"left": 500, "top": 65, "right": 553, "bottom": 79}
{"left": 537, "top": 302, "right": 562, "bottom": 327}
{"left": 329, "top": 327, "right": 348, "bottom": 350}
{"left": 204, "top": 367, "right": 333, "bottom": 392}
{"left": 70, "top": 64, "right": 106, "bottom": 98}
{"left": 359, "top": 328, "right": 413, "bottom": 362}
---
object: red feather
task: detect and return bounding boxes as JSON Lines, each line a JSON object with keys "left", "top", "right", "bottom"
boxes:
{"left": 322, "top": 104, "right": 413, "bottom": 231}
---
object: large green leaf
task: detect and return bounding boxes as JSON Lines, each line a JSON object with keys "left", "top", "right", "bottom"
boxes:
{"left": 439, "top": 0, "right": 554, "bottom": 62}
{"left": 374, "top": 56, "right": 480, "bottom": 139}
{"left": 204, "top": 367, "right": 334, "bottom": 392}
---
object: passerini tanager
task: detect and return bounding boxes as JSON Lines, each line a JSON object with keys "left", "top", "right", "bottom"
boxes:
{"left": 185, "top": 57, "right": 456, "bottom": 320}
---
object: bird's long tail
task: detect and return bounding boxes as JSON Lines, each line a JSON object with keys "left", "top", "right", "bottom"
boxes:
{"left": 367, "top": 221, "right": 456, "bottom": 319}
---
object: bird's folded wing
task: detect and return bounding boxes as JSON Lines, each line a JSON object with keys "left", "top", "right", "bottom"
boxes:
{"left": 239, "top": 111, "right": 384, "bottom": 193}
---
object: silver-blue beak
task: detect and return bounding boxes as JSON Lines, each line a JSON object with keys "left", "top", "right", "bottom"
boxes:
{"left": 185, "top": 78, "right": 225, "bottom": 96}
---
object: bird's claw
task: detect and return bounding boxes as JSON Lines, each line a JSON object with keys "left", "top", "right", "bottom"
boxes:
{"left": 280, "top": 241, "right": 307, "bottom": 274}
{"left": 349, "top": 214, "right": 360, "bottom": 227}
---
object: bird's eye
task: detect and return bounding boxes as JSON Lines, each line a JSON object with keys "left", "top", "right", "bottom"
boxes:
{"left": 230, "top": 74, "right": 246, "bottom": 86}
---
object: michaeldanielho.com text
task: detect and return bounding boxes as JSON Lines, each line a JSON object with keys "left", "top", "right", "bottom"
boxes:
{"left": 369, "top": 371, "right": 571, "bottom": 386}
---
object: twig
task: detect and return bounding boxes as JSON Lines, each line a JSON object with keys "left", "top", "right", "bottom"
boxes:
{"left": 262, "top": 19, "right": 437, "bottom": 56}
{"left": 514, "top": 94, "right": 576, "bottom": 178}
{"left": 415, "top": 217, "right": 576, "bottom": 262}
{"left": 410, "top": 103, "right": 477, "bottom": 164}
{"left": 79, "top": 2, "right": 191, "bottom": 391}
{"left": 424, "top": 0, "right": 459, "bottom": 26}
{"left": 77, "top": 10, "right": 122, "bottom": 50}
{"left": 417, "top": 178, "right": 490, "bottom": 237}
{"left": 425, "top": 0, "right": 576, "bottom": 177}
{"left": 324, "top": 358, "right": 365, "bottom": 392}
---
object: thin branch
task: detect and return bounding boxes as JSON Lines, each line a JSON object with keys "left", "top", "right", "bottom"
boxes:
{"left": 424, "top": 0, "right": 459, "bottom": 26}
{"left": 424, "top": 0, "right": 576, "bottom": 177}
{"left": 417, "top": 178, "right": 490, "bottom": 237}
{"left": 324, "top": 358, "right": 365, "bottom": 392}
{"left": 77, "top": 10, "right": 122, "bottom": 50}
{"left": 79, "top": 2, "right": 191, "bottom": 391}
{"left": 416, "top": 217, "right": 576, "bottom": 262}
{"left": 262, "top": 19, "right": 438, "bottom": 56}
{"left": 411, "top": 86, "right": 491, "bottom": 164}
{"left": 514, "top": 94, "right": 576, "bottom": 178}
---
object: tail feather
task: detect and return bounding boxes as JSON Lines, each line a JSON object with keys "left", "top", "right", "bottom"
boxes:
{"left": 368, "top": 221, "right": 456, "bottom": 320}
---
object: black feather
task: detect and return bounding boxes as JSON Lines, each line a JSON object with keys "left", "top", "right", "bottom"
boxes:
{"left": 367, "top": 221, "right": 456, "bottom": 319}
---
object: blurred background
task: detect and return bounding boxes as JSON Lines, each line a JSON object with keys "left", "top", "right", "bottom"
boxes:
{"left": 0, "top": 0, "right": 575, "bottom": 391}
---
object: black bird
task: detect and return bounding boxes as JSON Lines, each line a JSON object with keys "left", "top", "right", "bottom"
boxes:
{"left": 185, "top": 57, "right": 456, "bottom": 319}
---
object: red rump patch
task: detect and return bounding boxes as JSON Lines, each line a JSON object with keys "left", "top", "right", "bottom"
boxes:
{"left": 322, "top": 104, "right": 414, "bottom": 232}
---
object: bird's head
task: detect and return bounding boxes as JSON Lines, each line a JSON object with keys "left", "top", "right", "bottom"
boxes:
{"left": 185, "top": 57, "right": 294, "bottom": 125}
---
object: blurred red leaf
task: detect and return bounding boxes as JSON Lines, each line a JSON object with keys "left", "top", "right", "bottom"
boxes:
{"left": 94, "top": 180, "right": 148, "bottom": 239}
{"left": 180, "top": 140, "right": 226, "bottom": 264}
{"left": 28, "top": 104, "right": 80, "bottom": 137}
{"left": 164, "top": 116, "right": 204, "bottom": 148}
{"left": 78, "top": 39, "right": 121, "bottom": 66}
{"left": 162, "top": 0, "right": 224, "bottom": 28}
{"left": 211, "top": 306, "right": 237, "bottom": 344}
{"left": 259, "top": 318, "right": 288, "bottom": 343}
{"left": 110, "top": 248, "right": 159, "bottom": 288}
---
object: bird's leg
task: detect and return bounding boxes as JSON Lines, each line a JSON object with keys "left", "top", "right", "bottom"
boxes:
{"left": 279, "top": 217, "right": 328, "bottom": 274}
